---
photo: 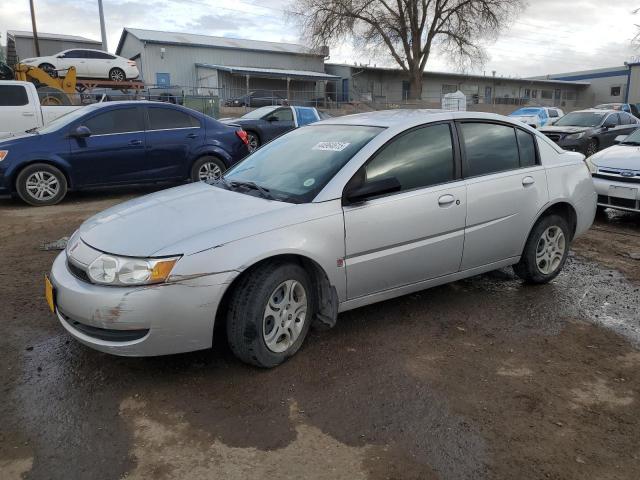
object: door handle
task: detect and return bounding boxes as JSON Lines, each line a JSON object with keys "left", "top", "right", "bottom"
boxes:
{"left": 22, "top": 112, "right": 35, "bottom": 116}
{"left": 186, "top": 133, "right": 198, "bottom": 139}
{"left": 522, "top": 176, "right": 535, "bottom": 187}
{"left": 128, "top": 139, "right": 142, "bottom": 146}
{"left": 438, "top": 194, "right": 455, "bottom": 206}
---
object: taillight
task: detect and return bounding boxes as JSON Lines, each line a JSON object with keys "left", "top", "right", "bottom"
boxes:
{"left": 236, "top": 129, "right": 249, "bottom": 146}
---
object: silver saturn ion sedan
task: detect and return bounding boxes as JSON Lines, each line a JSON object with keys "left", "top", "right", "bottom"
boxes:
{"left": 47, "top": 110, "right": 597, "bottom": 367}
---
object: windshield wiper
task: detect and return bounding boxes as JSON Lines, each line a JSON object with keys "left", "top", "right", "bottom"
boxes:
{"left": 228, "top": 180, "right": 277, "bottom": 200}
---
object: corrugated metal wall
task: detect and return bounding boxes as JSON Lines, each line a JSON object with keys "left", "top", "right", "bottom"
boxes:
{"left": 10, "top": 37, "right": 102, "bottom": 64}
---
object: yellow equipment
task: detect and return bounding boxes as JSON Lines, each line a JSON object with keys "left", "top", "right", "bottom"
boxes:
{"left": 14, "top": 64, "right": 78, "bottom": 105}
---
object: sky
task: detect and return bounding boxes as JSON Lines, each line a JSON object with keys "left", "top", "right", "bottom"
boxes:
{"left": 1, "top": 0, "right": 638, "bottom": 77}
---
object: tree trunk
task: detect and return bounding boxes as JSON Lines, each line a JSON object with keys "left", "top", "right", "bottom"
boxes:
{"left": 408, "top": 70, "right": 423, "bottom": 100}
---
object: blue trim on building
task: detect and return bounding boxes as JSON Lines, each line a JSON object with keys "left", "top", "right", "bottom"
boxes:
{"left": 552, "top": 70, "right": 629, "bottom": 81}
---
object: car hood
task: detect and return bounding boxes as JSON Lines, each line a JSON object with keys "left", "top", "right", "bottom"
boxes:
{"left": 539, "top": 125, "right": 591, "bottom": 134}
{"left": 0, "top": 132, "right": 39, "bottom": 145}
{"left": 78, "top": 182, "right": 294, "bottom": 257}
{"left": 590, "top": 144, "right": 640, "bottom": 170}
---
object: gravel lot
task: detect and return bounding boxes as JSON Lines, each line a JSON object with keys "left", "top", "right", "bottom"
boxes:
{"left": 1, "top": 186, "right": 639, "bottom": 480}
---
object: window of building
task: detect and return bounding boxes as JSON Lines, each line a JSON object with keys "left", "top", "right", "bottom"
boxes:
{"left": 84, "top": 108, "right": 144, "bottom": 135}
{"left": 531, "top": 90, "right": 538, "bottom": 99}
{"left": 541, "top": 90, "right": 553, "bottom": 99}
{"left": 524, "top": 89, "right": 531, "bottom": 98}
{"left": 562, "top": 90, "right": 576, "bottom": 101}
{"left": 363, "top": 123, "right": 455, "bottom": 192}
{"left": 442, "top": 84, "right": 458, "bottom": 94}
{"left": 460, "top": 122, "right": 520, "bottom": 177}
{"left": 610, "top": 86, "right": 622, "bottom": 97}
{"left": 0, "top": 85, "right": 29, "bottom": 106}
{"left": 147, "top": 107, "right": 200, "bottom": 130}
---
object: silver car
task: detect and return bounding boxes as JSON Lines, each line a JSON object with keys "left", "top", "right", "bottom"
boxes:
{"left": 586, "top": 130, "right": 640, "bottom": 213}
{"left": 47, "top": 110, "right": 597, "bottom": 367}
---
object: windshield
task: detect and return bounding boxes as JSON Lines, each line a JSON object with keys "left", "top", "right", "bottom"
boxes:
{"left": 620, "top": 129, "right": 640, "bottom": 144}
{"left": 240, "top": 106, "right": 278, "bottom": 120}
{"left": 511, "top": 108, "right": 542, "bottom": 116}
{"left": 37, "top": 107, "right": 91, "bottom": 134}
{"left": 223, "top": 124, "right": 383, "bottom": 203}
{"left": 554, "top": 112, "right": 605, "bottom": 127}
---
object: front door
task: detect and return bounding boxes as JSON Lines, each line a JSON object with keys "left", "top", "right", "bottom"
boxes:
{"left": 261, "top": 107, "right": 295, "bottom": 140}
{"left": 69, "top": 106, "right": 146, "bottom": 185}
{"left": 144, "top": 105, "right": 204, "bottom": 179}
{"left": 457, "top": 122, "right": 549, "bottom": 270}
{"left": 57, "top": 50, "right": 89, "bottom": 77}
{"left": 343, "top": 122, "right": 466, "bottom": 299}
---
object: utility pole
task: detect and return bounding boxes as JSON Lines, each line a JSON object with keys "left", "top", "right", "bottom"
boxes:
{"left": 29, "top": 0, "right": 40, "bottom": 57}
{"left": 97, "top": 0, "right": 108, "bottom": 51}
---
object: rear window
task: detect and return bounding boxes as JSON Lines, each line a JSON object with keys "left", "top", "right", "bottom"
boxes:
{"left": 148, "top": 107, "right": 199, "bottom": 130}
{"left": 0, "top": 85, "right": 29, "bottom": 106}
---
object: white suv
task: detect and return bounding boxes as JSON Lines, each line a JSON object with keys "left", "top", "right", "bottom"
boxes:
{"left": 21, "top": 49, "right": 139, "bottom": 81}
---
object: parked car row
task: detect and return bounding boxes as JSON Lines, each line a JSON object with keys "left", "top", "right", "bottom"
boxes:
{"left": 45, "top": 110, "right": 597, "bottom": 367}
{"left": 508, "top": 106, "right": 564, "bottom": 129}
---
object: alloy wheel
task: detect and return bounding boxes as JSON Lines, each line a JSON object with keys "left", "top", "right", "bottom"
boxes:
{"left": 535, "top": 226, "right": 566, "bottom": 275}
{"left": 262, "top": 280, "right": 308, "bottom": 353}
{"left": 25, "top": 171, "right": 60, "bottom": 202}
{"left": 247, "top": 134, "right": 259, "bottom": 152}
{"left": 110, "top": 69, "right": 125, "bottom": 82}
{"left": 197, "top": 162, "right": 222, "bottom": 182}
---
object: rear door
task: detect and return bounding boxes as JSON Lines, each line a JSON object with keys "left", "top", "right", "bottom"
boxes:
{"left": 84, "top": 50, "right": 116, "bottom": 78}
{"left": 343, "top": 122, "right": 467, "bottom": 299}
{"left": 144, "top": 105, "right": 204, "bottom": 179}
{"left": 69, "top": 106, "right": 146, "bottom": 185}
{"left": 459, "top": 121, "right": 548, "bottom": 270}
{"left": 0, "top": 84, "right": 39, "bottom": 133}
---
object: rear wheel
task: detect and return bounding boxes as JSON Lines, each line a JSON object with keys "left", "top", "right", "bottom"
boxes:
{"left": 109, "top": 67, "right": 126, "bottom": 82}
{"left": 190, "top": 156, "right": 226, "bottom": 182}
{"left": 226, "top": 262, "right": 314, "bottom": 368}
{"left": 16, "top": 163, "right": 68, "bottom": 206}
{"left": 514, "top": 214, "right": 570, "bottom": 284}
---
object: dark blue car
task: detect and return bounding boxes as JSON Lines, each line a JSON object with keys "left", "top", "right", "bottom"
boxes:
{"left": 0, "top": 101, "right": 250, "bottom": 205}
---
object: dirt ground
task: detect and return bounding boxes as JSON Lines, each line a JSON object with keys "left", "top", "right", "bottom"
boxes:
{"left": 1, "top": 187, "right": 639, "bottom": 480}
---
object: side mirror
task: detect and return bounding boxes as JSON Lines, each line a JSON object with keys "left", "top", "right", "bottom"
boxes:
{"left": 614, "top": 135, "right": 628, "bottom": 144}
{"left": 603, "top": 121, "right": 616, "bottom": 130}
{"left": 343, "top": 177, "right": 401, "bottom": 204}
{"left": 70, "top": 125, "right": 91, "bottom": 138}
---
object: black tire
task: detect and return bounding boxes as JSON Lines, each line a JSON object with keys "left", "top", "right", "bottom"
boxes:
{"left": 190, "top": 156, "right": 226, "bottom": 182}
{"left": 37, "top": 86, "right": 72, "bottom": 106}
{"left": 514, "top": 214, "right": 571, "bottom": 284}
{"left": 246, "top": 131, "right": 260, "bottom": 152}
{"left": 226, "top": 262, "right": 315, "bottom": 368}
{"left": 38, "top": 63, "right": 57, "bottom": 78}
{"left": 109, "top": 67, "right": 126, "bottom": 82}
{"left": 16, "top": 163, "right": 68, "bottom": 206}
{"left": 585, "top": 139, "right": 598, "bottom": 157}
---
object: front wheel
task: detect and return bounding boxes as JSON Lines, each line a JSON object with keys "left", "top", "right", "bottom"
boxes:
{"left": 226, "top": 262, "right": 314, "bottom": 368}
{"left": 190, "top": 156, "right": 226, "bottom": 182}
{"left": 585, "top": 139, "right": 598, "bottom": 157}
{"left": 246, "top": 131, "right": 260, "bottom": 152}
{"left": 38, "top": 63, "right": 57, "bottom": 78}
{"left": 514, "top": 214, "right": 570, "bottom": 284}
{"left": 16, "top": 163, "right": 68, "bottom": 206}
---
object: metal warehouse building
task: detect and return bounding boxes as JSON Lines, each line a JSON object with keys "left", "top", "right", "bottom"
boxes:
{"left": 115, "top": 28, "right": 338, "bottom": 103}
{"left": 325, "top": 63, "right": 589, "bottom": 111}
{"left": 5, "top": 30, "right": 102, "bottom": 67}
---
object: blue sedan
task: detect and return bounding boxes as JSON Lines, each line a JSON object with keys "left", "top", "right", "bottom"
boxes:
{"left": 0, "top": 101, "right": 250, "bottom": 205}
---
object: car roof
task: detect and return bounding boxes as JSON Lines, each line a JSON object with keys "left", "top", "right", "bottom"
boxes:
{"left": 573, "top": 108, "right": 618, "bottom": 114}
{"left": 316, "top": 109, "right": 523, "bottom": 128}
{"left": 81, "top": 100, "right": 193, "bottom": 112}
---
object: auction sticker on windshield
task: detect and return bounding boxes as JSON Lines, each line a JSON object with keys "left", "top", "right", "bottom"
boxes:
{"left": 312, "top": 141, "right": 350, "bottom": 152}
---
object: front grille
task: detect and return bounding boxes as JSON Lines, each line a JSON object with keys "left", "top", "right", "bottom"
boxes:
{"left": 597, "top": 195, "right": 608, "bottom": 204}
{"left": 59, "top": 310, "right": 149, "bottom": 342}
{"left": 544, "top": 133, "right": 562, "bottom": 143}
{"left": 593, "top": 169, "right": 640, "bottom": 183}
{"left": 67, "top": 261, "right": 91, "bottom": 283}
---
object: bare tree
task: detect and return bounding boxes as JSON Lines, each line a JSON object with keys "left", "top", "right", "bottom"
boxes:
{"left": 290, "top": 0, "right": 523, "bottom": 99}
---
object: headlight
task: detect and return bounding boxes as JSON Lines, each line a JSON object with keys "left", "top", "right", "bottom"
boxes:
{"left": 87, "top": 254, "right": 179, "bottom": 286}
{"left": 584, "top": 157, "right": 598, "bottom": 174}
{"left": 0, "top": 150, "right": 8, "bottom": 162}
{"left": 566, "top": 132, "right": 585, "bottom": 140}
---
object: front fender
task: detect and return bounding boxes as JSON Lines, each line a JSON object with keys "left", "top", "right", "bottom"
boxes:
{"left": 5, "top": 153, "right": 73, "bottom": 190}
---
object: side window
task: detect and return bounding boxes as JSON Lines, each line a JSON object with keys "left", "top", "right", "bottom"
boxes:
{"left": 516, "top": 130, "right": 537, "bottom": 167}
{"left": 0, "top": 85, "right": 29, "bottom": 106}
{"left": 148, "top": 107, "right": 200, "bottom": 130}
{"left": 86, "top": 51, "right": 116, "bottom": 59}
{"left": 272, "top": 108, "right": 293, "bottom": 122}
{"left": 64, "top": 50, "right": 85, "bottom": 59}
{"left": 461, "top": 122, "right": 520, "bottom": 177}
{"left": 549, "top": 109, "right": 559, "bottom": 118}
{"left": 83, "top": 108, "right": 144, "bottom": 135}
{"left": 607, "top": 114, "right": 621, "bottom": 126}
{"left": 362, "top": 123, "right": 455, "bottom": 192}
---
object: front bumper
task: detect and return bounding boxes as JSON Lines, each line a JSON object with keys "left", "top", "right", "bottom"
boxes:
{"left": 555, "top": 138, "right": 589, "bottom": 154}
{"left": 49, "top": 251, "right": 236, "bottom": 356}
{"left": 593, "top": 176, "right": 640, "bottom": 212}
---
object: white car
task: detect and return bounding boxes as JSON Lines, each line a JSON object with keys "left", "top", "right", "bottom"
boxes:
{"left": 545, "top": 107, "right": 564, "bottom": 125}
{"left": 21, "top": 49, "right": 139, "bottom": 81}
